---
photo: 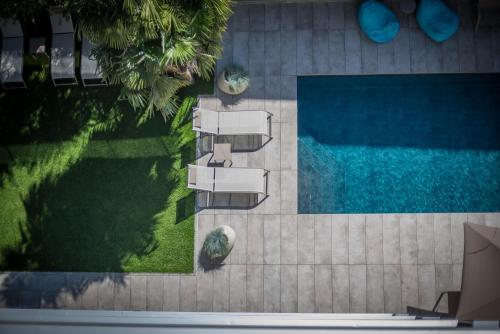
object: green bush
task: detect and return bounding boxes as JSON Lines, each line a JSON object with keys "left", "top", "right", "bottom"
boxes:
{"left": 223, "top": 64, "right": 250, "bottom": 94}
{"left": 202, "top": 228, "right": 229, "bottom": 259}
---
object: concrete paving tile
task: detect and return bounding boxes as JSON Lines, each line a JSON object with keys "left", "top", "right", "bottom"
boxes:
{"left": 328, "top": 3, "right": 344, "bottom": 30}
{"left": 229, "top": 264, "right": 247, "bottom": 312}
{"left": 98, "top": 277, "right": 116, "bottom": 310}
{"left": 417, "top": 214, "right": 435, "bottom": 264}
{"left": 366, "top": 214, "right": 383, "bottom": 264}
{"left": 281, "top": 215, "right": 298, "bottom": 264}
{"left": 280, "top": 31, "right": 297, "bottom": 75}
{"left": 329, "top": 30, "right": 346, "bottom": 73}
{"left": 345, "top": 29, "right": 362, "bottom": 73}
{"left": 361, "top": 33, "right": 378, "bottom": 73}
{"left": 18, "top": 291, "right": 40, "bottom": 309}
{"left": 425, "top": 39, "right": 443, "bottom": 72}
{"left": 196, "top": 270, "right": 213, "bottom": 312}
{"left": 281, "top": 75, "right": 297, "bottom": 100}
{"left": 485, "top": 213, "right": 500, "bottom": 227}
{"left": 248, "top": 75, "right": 265, "bottom": 111}
{"left": 476, "top": 29, "right": 494, "bottom": 72}
{"left": 297, "top": 30, "right": 313, "bottom": 75}
{"left": 349, "top": 265, "right": 367, "bottom": 313}
{"left": 343, "top": 3, "right": 357, "bottom": 29}
{"left": 467, "top": 213, "right": 485, "bottom": 225}
{"left": 264, "top": 265, "right": 281, "bottom": 312}
{"left": 233, "top": 31, "right": 249, "bottom": 71}
{"left": 281, "top": 95, "right": 298, "bottom": 124}
{"left": 400, "top": 214, "right": 418, "bottom": 265}
{"left": 312, "top": 29, "right": 330, "bottom": 74}
{"left": 246, "top": 265, "right": 264, "bottom": 312}
{"left": 265, "top": 123, "right": 281, "bottom": 172}
{"left": 230, "top": 214, "right": 248, "bottom": 264}
{"left": 264, "top": 171, "right": 281, "bottom": 214}
{"left": 332, "top": 214, "right": 349, "bottom": 264}
{"left": 442, "top": 34, "right": 459, "bottom": 72}
{"left": 410, "top": 28, "right": 426, "bottom": 73}
{"left": 249, "top": 4, "right": 265, "bottom": 31}
{"left": 492, "top": 28, "right": 500, "bottom": 71}
{"left": 394, "top": 27, "right": 411, "bottom": 73}
{"left": 313, "top": 2, "right": 329, "bottom": 30}
{"left": 434, "top": 214, "right": 452, "bottom": 265}
{"left": 130, "top": 275, "right": 147, "bottom": 311}
{"left": 249, "top": 32, "right": 265, "bottom": 77}
{"left": 452, "top": 264, "right": 463, "bottom": 291}
{"left": 366, "top": 265, "right": 384, "bottom": 313}
{"left": 296, "top": 3, "right": 312, "bottom": 30}
{"left": 147, "top": 275, "right": 164, "bottom": 311}
{"left": 298, "top": 215, "right": 315, "bottom": 264}
{"left": 212, "top": 266, "right": 230, "bottom": 312}
{"left": 418, "top": 264, "right": 436, "bottom": 310}
{"left": 315, "top": 215, "right": 332, "bottom": 264}
{"left": 247, "top": 214, "right": 264, "bottom": 264}
{"left": 197, "top": 214, "right": 215, "bottom": 262}
{"left": 281, "top": 265, "right": 298, "bottom": 312}
{"left": 113, "top": 275, "right": 131, "bottom": 310}
{"left": 280, "top": 170, "right": 297, "bottom": 214}
{"left": 378, "top": 41, "right": 395, "bottom": 73}
{"left": 349, "top": 215, "right": 366, "bottom": 264}
{"left": 459, "top": 28, "right": 476, "bottom": 72}
{"left": 298, "top": 264, "right": 315, "bottom": 312}
{"left": 179, "top": 275, "right": 197, "bottom": 311}
{"left": 451, "top": 214, "right": 466, "bottom": 264}
{"left": 315, "top": 265, "right": 333, "bottom": 312}
{"left": 233, "top": 4, "right": 249, "bottom": 31}
{"left": 264, "top": 214, "right": 281, "bottom": 264}
{"left": 280, "top": 122, "right": 297, "bottom": 170}
{"left": 265, "top": 3, "right": 281, "bottom": 31}
{"left": 401, "top": 265, "right": 419, "bottom": 311}
{"left": 332, "top": 265, "right": 349, "bottom": 313}
{"left": 281, "top": 3, "right": 297, "bottom": 31}
{"left": 265, "top": 32, "right": 281, "bottom": 76}
{"left": 383, "top": 265, "right": 402, "bottom": 313}
{"left": 383, "top": 214, "right": 401, "bottom": 265}
{"left": 163, "top": 275, "right": 180, "bottom": 311}
{"left": 265, "top": 76, "right": 281, "bottom": 120}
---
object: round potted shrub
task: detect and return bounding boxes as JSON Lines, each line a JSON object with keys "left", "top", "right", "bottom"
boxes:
{"left": 202, "top": 225, "right": 236, "bottom": 260}
{"left": 217, "top": 64, "right": 249, "bottom": 95}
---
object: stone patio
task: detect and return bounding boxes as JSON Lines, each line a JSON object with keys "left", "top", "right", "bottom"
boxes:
{"left": 1, "top": 0, "right": 500, "bottom": 313}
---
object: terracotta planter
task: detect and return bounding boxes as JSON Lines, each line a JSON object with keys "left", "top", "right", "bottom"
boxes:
{"left": 217, "top": 71, "right": 248, "bottom": 95}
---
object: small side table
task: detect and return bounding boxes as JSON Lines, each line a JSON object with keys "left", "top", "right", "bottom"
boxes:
{"left": 213, "top": 143, "right": 232, "bottom": 166}
{"left": 400, "top": 0, "right": 416, "bottom": 14}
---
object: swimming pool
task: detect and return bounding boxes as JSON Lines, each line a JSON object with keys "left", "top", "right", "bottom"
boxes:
{"left": 298, "top": 74, "right": 500, "bottom": 214}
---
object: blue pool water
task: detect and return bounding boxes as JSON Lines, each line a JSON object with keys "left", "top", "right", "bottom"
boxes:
{"left": 298, "top": 74, "right": 500, "bottom": 214}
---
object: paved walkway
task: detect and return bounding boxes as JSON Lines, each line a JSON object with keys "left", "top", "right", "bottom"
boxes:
{"left": 1, "top": 0, "right": 500, "bottom": 312}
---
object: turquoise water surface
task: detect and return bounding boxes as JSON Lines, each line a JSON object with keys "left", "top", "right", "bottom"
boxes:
{"left": 298, "top": 74, "right": 500, "bottom": 213}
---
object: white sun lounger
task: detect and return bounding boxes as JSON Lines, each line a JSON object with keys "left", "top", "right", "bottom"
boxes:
{"left": 81, "top": 37, "right": 105, "bottom": 86}
{"left": 192, "top": 108, "right": 272, "bottom": 137}
{"left": 49, "top": 7, "right": 77, "bottom": 86}
{"left": 187, "top": 164, "right": 269, "bottom": 201}
{"left": 0, "top": 18, "right": 26, "bottom": 89}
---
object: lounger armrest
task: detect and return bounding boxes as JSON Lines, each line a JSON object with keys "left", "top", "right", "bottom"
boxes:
{"left": 188, "top": 165, "right": 197, "bottom": 186}
{"left": 263, "top": 169, "right": 270, "bottom": 196}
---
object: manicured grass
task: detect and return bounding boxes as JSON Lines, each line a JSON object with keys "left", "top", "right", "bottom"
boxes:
{"left": 0, "top": 70, "right": 210, "bottom": 273}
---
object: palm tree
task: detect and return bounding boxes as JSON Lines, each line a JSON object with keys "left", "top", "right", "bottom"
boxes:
{"left": 69, "top": 0, "right": 232, "bottom": 121}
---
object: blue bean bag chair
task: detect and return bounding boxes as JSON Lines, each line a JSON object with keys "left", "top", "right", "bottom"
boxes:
{"left": 358, "top": 0, "right": 400, "bottom": 43}
{"left": 417, "top": 0, "right": 459, "bottom": 42}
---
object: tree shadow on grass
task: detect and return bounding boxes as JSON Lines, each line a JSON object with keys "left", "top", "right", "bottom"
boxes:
{"left": 0, "top": 155, "right": 190, "bottom": 308}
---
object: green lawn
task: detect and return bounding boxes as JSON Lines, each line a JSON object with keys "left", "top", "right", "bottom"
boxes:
{"left": 0, "top": 68, "right": 209, "bottom": 273}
